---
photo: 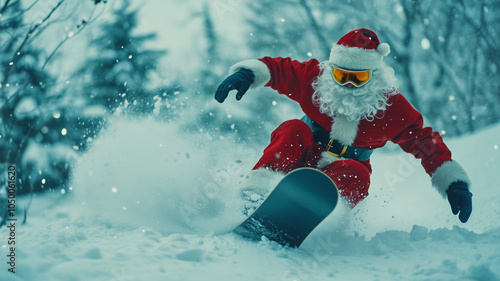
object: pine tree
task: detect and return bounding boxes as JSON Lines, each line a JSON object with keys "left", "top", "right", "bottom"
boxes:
{"left": 0, "top": 0, "right": 55, "bottom": 193}
{"left": 0, "top": 0, "right": 105, "bottom": 202}
{"left": 80, "top": 0, "right": 166, "bottom": 115}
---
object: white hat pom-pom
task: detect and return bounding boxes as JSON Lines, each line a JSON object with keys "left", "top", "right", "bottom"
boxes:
{"left": 377, "top": 43, "right": 390, "bottom": 56}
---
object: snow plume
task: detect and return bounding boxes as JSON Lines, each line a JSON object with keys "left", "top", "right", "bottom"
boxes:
{"left": 71, "top": 117, "right": 260, "bottom": 235}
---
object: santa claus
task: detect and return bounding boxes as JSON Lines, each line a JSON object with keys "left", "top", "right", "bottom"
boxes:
{"left": 215, "top": 28, "right": 472, "bottom": 223}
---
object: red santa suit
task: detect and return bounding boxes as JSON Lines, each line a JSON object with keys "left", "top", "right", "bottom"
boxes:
{"left": 228, "top": 30, "right": 470, "bottom": 207}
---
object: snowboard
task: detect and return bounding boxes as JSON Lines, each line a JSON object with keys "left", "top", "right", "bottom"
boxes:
{"left": 234, "top": 168, "right": 339, "bottom": 247}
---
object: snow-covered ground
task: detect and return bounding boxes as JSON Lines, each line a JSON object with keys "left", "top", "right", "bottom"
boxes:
{"left": 1, "top": 117, "right": 499, "bottom": 281}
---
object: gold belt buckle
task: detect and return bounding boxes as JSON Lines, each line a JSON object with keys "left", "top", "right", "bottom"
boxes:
{"left": 326, "top": 139, "right": 348, "bottom": 158}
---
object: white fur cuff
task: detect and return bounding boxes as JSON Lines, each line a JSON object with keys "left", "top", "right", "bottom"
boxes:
{"left": 431, "top": 160, "right": 471, "bottom": 198}
{"left": 229, "top": 59, "right": 271, "bottom": 89}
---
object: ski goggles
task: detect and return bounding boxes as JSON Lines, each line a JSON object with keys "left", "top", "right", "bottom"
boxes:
{"left": 332, "top": 67, "right": 372, "bottom": 87}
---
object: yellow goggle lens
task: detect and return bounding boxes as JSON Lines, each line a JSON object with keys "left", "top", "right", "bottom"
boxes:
{"left": 332, "top": 67, "right": 371, "bottom": 87}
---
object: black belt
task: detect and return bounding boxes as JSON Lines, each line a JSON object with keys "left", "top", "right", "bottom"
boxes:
{"left": 324, "top": 138, "right": 373, "bottom": 161}
{"left": 300, "top": 115, "right": 373, "bottom": 161}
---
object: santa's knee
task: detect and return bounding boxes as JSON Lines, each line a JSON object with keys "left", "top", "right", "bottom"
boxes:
{"left": 338, "top": 178, "right": 370, "bottom": 207}
{"left": 272, "top": 119, "right": 313, "bottom": 143}
{"left": 322, "top": 159, "right": 371, "bottom": 206}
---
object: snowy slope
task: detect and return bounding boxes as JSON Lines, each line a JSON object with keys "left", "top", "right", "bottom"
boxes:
{"left": 1, "top": 118, "right": 499, "bottom": 281}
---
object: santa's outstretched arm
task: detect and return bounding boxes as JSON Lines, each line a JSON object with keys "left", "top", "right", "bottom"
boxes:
{"left": 215, "top": 57, "right": 320, "bottom": 103}
{"left": 392, "top": 101, "right": 472, "bottom": 223}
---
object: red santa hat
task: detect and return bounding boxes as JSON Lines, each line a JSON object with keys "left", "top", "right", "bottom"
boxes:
{"left": 329, "top": 28, "right": 390, "bottom": 70}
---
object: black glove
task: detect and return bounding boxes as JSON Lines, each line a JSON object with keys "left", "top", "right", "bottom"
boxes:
{"left": 446, "top": 181, "right": 472, "bottom": 223}
{"left": 215, "top": 68, "right": 254, "bottom": 103}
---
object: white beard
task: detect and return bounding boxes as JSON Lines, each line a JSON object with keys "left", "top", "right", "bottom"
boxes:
{"left": 312, "top": 61, "right": 399, "bottom": 122}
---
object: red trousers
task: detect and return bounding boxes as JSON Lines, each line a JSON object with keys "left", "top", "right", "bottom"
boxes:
{"left": 253, "top": 119, "right": 371, "bottom": 206}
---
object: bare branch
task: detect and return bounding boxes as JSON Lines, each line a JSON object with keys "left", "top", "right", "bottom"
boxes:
{"left": 0, "top": 0, "right": 11, "bottom": 14}
{"left": 42, "top": 5, "right": 100, "bottom": 70}
{"left": 456, "top": 0, "right": 499, "bottom": 59}
{"left": 298, "top": 0, "right": 330, "bottom": 57}
{"left": 20, "top": 0, "right": 40, "bottom": 14}
{"left": 2, "top": 0, "right": 65, "bottom": 84}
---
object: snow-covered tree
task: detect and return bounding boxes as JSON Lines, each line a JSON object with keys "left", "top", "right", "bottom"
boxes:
{"left": 0, "top": 0, "right": 104, "bottom": 227}
{"left": 79, "top": 0, "right": 166, "bottom": 115}
{"left": 415, "top": 0, "right": 500, "bottom": 135}
{"left": 0, "top": 0, "right": 59, "bottom": 196}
